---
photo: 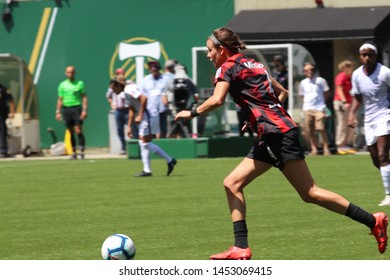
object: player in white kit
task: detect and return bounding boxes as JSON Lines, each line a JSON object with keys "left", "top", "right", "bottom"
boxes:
{"left": 110, "top": 79, "right": 177, "bottom": 177}
{"left": 348, "top": 42, "right": 390, "bottom": 206}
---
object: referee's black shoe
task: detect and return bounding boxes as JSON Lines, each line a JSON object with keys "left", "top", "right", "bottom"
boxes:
{"left": 69, "top": 153, "right": 77, "bottom": 160}
{"left": 134, "top": 171, "right": 152, "bottom": 177}
{"left": 167, "top": 158, "right": 177, "bottom": 176}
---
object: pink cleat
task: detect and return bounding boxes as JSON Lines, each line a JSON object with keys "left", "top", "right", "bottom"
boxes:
{"left": 210, "top": 246, "right": 252, "bottom": 260}
{"left": 371, "top": 212, "right": 388, "bottom": 254}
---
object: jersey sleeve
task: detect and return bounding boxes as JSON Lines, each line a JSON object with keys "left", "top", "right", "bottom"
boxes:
{"left": 57, "top": 82, "right": 63, "bottom": 97}
{"left": 298, "top": 81, "right": 305, "bottom": 96}
{"left": 79, "top": 81, "right": 86, "bottom": 94}
{"left": 321, "top": 77, "right": 330, "bottom": 92}
{"left": 384, "top": 67, "right": 390, "bottom": 88}
{"left": 214, "top": 63, "right": 233, "bottom": 85}
{"left": 105, "top": 87, "right": 113, "bottom": 99}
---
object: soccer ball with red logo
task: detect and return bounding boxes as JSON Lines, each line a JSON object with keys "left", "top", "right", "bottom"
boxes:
{"left": 101, "top": 234, "right": 136, "bottom": 260}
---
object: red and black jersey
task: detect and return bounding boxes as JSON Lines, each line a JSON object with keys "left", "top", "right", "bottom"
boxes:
{"left": 214, "top": 53, "right": 296, "bottom": 136}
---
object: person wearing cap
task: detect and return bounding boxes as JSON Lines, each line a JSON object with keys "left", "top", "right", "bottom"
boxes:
{"left": 348, "top": 42, "right": 390, "bottom": 207}
{"left": 55, "top": 65, "right": 87, "bottom": 160}
{"left": 166, "top": 63, "right": 199, "bottom": 138}
{"left": 105, "top": 68, "right": 138, "bottom": 154}
{"left": 140, "top": 60, "right": 171, "bottom": 138}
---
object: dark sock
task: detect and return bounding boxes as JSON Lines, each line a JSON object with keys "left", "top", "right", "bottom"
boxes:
{"left": 77, "top": 133, "right": 85, "bottom": 152}
{"left": 70, "top": 134, "right": 76, "bottom": 153}
{"left": 233, "top": 220, "right": 248, "bottom": 248}
{"left": 345, "top": 203, "right": 376, "bottom": 229}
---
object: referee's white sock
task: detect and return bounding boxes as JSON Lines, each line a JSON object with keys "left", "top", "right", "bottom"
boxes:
{"left": 144, "top": 142, "right": 172, "bottom": 163}
{"left": 380, "top": 164, "right": 390, "bottom": 195}
{"left": 139, "top": 141, "right": 151, "bottom": 173}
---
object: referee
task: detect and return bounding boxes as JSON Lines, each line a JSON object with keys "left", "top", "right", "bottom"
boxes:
{"left": 55, "top": 65, "right": 88, "bottom": 159}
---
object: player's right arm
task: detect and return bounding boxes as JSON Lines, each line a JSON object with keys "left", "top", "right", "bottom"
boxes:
{"left": 127, "top": 106, "right": 134, "bottom": 138}
{"left": 348, "top": 95, "right": 362, "bottom": 128}
{"left": 348, "top": 72, "right": 362, "bottom": 128}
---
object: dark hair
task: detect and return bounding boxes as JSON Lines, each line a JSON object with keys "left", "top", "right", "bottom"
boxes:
{"left": 147, "top": 60, "right": 161, "bottom": 70}
{"left": 273, "top": 55, "right": 285, "bottom": 66}
{"left": 109, "top": 78, "right": 125, "bottom": 87}
{"left": 211, "top": 27, "right": 246, "bottom": 54}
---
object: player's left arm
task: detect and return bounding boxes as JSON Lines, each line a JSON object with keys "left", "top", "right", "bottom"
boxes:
{"left": 80, "top": 94, "right": 88, "bottom": 120}
{"left": 174, "top": 81, "right": 229, "bottom": 120}
{"left": 136, "top": 94, "right": 147, "bottom": 123}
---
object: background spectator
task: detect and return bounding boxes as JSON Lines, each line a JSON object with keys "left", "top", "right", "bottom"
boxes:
{"left": 0, "top": 83, "right": 15, "bottom": 158}
{"left": 299, "top": 63, "right": 331, "bottom": 155}
{"left": 333, "top": 60, "right": 355, "bottom": 154}
{"left": 106, "top": 68, "right": 135, "bottom": 154}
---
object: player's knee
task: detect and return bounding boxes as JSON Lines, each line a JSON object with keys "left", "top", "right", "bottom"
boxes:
{"left": 298, "top": 187, "right": 320, "bottom": 204}
{"left": 223, "top": 176, "right": 242, "bottom": 193}
{"left": 138, "top": 140, "right": 148, "bottom": 149}
{"left": 377, "top": 151, "right": 389, "bottom": 165}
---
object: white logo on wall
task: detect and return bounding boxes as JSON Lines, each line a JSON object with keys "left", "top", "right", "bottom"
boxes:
{"left": 110, "top": 37, "right": 170, "bottom": 85}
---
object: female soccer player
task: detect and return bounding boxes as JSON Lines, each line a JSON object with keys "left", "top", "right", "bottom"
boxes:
{"left": 175, "top": 27, "right": 388, "bottom": 260}
{"left": 348, "top": 42, "right": 390, "bottom": 207}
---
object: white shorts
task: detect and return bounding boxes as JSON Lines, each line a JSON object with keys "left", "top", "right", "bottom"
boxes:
{"left": 364, "top": 116, "right": 390, "bottom": 146}
{"left": 138, "top": 114, "right": 160, "bottom": 137}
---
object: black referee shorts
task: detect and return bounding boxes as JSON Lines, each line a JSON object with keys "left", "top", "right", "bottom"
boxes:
{"left": 62, "top": 105, "right": 83, "bottom": 127}
{"left": 246, "top": 128, "right": 305, "bottom": 170}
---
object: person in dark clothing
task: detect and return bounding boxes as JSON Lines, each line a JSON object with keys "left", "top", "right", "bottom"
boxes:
{"left": 0, "top": 83, "right": 15, "bottom": 158}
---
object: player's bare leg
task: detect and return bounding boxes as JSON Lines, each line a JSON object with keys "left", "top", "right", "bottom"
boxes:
{"left": 282, "top": 159, "right": 388, "bottom": 253}
{"left": 282, "top": 159, "right": 349, "bottom": 213}
{"left": 210, "top": 158, "right": 271, "bottom": 260}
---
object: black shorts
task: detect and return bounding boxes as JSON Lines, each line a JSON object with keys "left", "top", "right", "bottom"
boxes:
{"left": 62, "top": 105, "right": 83, "bottom": 127}
{"left": 246, "top": 128, "right": 305, "bottom": 170}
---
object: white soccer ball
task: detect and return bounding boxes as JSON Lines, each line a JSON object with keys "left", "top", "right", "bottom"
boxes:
{"left": 101, "top": 234, "right": 136, "bottom": 260}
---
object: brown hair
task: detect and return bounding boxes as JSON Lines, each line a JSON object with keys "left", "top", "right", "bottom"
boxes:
{"left": 210, "top": 27, "right": 246, "bottom": 54}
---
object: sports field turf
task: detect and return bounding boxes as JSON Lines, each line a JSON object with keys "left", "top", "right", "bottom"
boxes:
{"left": 0, "top": 155, "right": 389, "bottom": 260}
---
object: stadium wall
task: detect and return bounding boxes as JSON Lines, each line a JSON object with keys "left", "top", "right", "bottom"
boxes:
{"left": 0, "top": 0, "right": 233, "bottom": 148}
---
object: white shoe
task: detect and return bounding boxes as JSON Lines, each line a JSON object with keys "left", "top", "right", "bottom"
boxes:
{"left": 378, "top": 195, "right": 390, "bottom": 206}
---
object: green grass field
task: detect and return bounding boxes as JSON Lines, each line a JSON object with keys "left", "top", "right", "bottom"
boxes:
{"left": 0, "top": 155, "right": 389, "bottom": 260}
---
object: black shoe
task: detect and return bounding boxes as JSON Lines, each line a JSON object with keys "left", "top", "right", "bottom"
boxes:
{"left": 167, "top": 158, "right": 177, "bottom": 176}
{"left": 79, "top": 153, "right": 85, "bottom": 160}
{"left": 69, "top": 153, "right": 77, "bottom": 160}
{"left": 134, "top": 171, "right": 152, "bottom": 177}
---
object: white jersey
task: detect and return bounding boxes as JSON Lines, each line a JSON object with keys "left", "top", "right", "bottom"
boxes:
{"left": 351, "top": 63, "right": 390, "bottom": 125}
{"left": 123, "top": 83, "right": 144, "bottom": 117}
{"left": 299, "top": 76, "right": 329, "bottom": 111}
